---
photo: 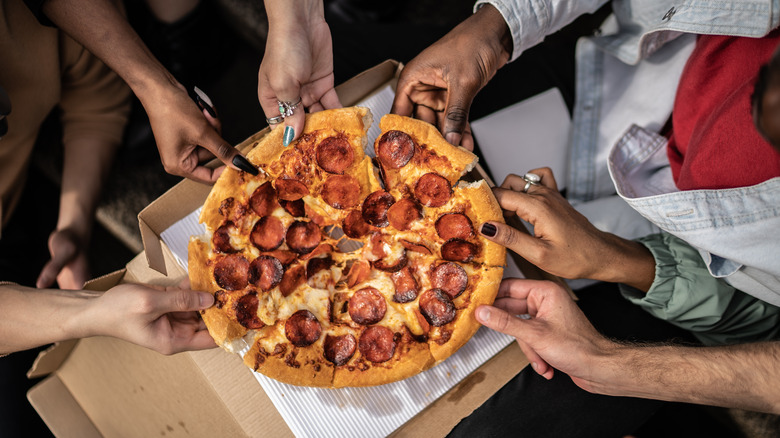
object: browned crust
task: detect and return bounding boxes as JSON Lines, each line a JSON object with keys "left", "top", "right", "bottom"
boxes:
{"left": 378, "top": 114, "right": 477, "bottom": 181}
{"left": 457, "top": 180, "right": 507, "bottom": 267}
{"left": 428, "top": 265, "right": 503, "bottom": 364}
{"left": 188, "top": 238, "right": 248, "bottom": 346}
{"left": 332, "top": 332, "right": 434, "bottom": 388}
{"left": 244, "top": 333, "right": 335, "bottom": 387}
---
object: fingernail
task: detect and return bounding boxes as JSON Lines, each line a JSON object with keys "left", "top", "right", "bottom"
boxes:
{"left": 200, "top": 292, "right": 215, "bottom": 308}
{"left": 283, "top": 126, "right": 294, "bottom": 147}
{"left": 445, "top": 132, "right": 459, "bottom": 145}
{"left": 232, "top": 155, "right": 259, "bottom": 176}
{"left": 481, "top": 223, "right": 497, "bottom": 237}
{"left": 477, "top": 306, "right": 490, "bottom": 322}
{"left": 531, "top": 362, "right": 538, "bottom": 372}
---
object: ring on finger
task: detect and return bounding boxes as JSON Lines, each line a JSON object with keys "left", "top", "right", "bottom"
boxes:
{"left": 521, "top": 172, "right": 541, "bottom": 193}
{"left": 266, "top": 115, "right": 284, "bottom": 125}
{"left": 277, "top": 97, "right": 302, "bottom": 118}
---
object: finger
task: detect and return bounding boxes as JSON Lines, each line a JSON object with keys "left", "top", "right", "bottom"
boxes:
{"left": 175, "top": 330, "right": 217, "bottom": 352}
{"left": 479, "top": 220, "right": 541, "bottom": 261}
{"left": 153, "top": 289, "right": 214, "bottom": 314}
{"left": 414, "top": 105, "right": 438, "bottom": 126}
{"left": 442, "top": 91, "right": 472, "bottom": 146}
{"left": 460, "top": 122, "right": 475, "bottom": 151}
{"left": 391, "top": 72, "right": 416, "bottom": 117}
{"left": 280, "top": 96, "right": 305, "bottom": 147}
{"left": 196, "top": 129, "right": 258, "bottom": 179}
{"left": 526, "top": 167, "right": 558, "bottom": 191}
{"left": 515, "top": 338, "right": 553, "bottom": 380}
{"left": 36, "top": 259, "right": 62, "bottom": 289}
{"left": 318, "top": 88, "right": 342, "bottom": 110}
{"left": 501, "top": 174, "right": 526, "bottom": 191}
{"left": 475, "top": 304, "right": 527, "bottom": 338}
{"left": 492, "top": 295, "right": 530, "bottom": 316}
{"left": 202, "top": 108, "right": 223, "bottom": 136}
{"left": 491, "top": 187, "right": 550, "bottom": 220}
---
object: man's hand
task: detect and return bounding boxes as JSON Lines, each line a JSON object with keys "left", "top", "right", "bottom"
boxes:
{"left": 36, "top": 228, "right": 90, "bottom": 290}
{"left": 86, "top": 283, "right": 217, "bottom": 355}
{"left": 480, "top": 168, "right": 656, "bottom": 290}
{"left": 475, "top": 278, "right": 613, "bottom": 390}
{"left": 391, "top": 4, "right": 511, "bottom": 150}
{"left": 258, "top": 0, "right": 341, "bottom": 146}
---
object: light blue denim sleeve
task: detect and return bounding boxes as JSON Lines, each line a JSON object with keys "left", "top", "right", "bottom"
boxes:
{"left": 619, "top": 232, "right": 780, "bottom": 346}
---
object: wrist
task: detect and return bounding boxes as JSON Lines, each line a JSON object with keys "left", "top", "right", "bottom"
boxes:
{"left": 474, "top": 3, "right": 513, "bottom": 62}
{"left": 265, "top": 0, "right": 324, "bottom": 28}
{"left": 595, "top": 235, "right": 655, "bottom": 291}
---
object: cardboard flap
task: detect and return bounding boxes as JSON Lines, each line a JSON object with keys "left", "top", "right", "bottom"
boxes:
{"left": 83, "top": 269, "right": 126, "bottom": 291}
{"left": 138, "top": 178, "right": 212, "bottom": 274}
{"left": 27, "top": 340, "right": 79, "bottom": 379}
{"left": 28, "top": 375, "right": 102, "bottom": 438}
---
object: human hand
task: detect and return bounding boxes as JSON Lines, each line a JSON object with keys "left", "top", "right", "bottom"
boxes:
{"left": 258, "top": 0, "right": 341, "bottom": 146}
{"left": 141, "top": 82, "right": 257, "bottom": 184}
{"left": 86, "top": 283, "right": 216, "bottom": 355}
{"left": 36, "top": 228, "right": 90, "bottom": 290}
{"left": 476, "top": 278, "right": 613, "bottom": 389}
{"left": 391, "top": 4, "right": 512, "bottom": 150}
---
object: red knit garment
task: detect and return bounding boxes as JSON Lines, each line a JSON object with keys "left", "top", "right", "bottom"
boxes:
{"left": 667, "top": 31, "right": 780, "bottom": 190}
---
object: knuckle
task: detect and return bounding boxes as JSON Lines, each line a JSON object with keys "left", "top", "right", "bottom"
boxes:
{"left": 214, "top": 142, "right": 234, "bottom": 159}
{"left": 173, "top": 290, "right": 192, "bottom": 311}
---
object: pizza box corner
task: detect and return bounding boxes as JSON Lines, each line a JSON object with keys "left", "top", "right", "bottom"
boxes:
{"left": 27, "top": 59, "right": 533, "bottom": 438}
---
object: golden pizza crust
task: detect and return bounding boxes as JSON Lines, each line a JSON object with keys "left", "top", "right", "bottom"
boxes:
{"left": 188, "top": 238, "right": 249, "bottom": 346}
{"left": 429, "top": 265, "right": 504, "bottom": 364}
{"left": 244, "top": 333, "right": 336, "bottom": 387}
{"left": 457, "top": 180, "right": 507, "bottom": 267}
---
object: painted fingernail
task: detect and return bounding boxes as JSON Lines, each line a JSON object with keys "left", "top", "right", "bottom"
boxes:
{"left": 232, "top": 155, "right": 259, "bottom": 176}
{"left": 481, "top": 223, "right": 497, "bottom": 237}
{"left": 283, "top": 126, "right": 294, "bottom": 147}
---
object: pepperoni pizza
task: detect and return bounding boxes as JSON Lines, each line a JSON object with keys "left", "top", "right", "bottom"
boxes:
{"left": 189, "top": 107, "right": 506, "bottom": 387}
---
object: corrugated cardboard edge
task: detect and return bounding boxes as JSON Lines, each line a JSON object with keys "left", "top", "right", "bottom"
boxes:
{"left": 28, "top": 375, "right": 102, "bottom": 438}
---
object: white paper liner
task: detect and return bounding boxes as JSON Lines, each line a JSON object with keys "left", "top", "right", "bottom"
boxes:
{"left": 159, "top": 86, "right": 518, "bottom": 437}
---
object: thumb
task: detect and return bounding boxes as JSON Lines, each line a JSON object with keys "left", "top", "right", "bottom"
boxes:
{"left": 36, "top": 234, "right": 78, "bottom": 288}
{"left": 479, "top": 221, "right": 539, "bottom": 260}
{"left": 155, "top": 289, "right": 215, "bottom": 313}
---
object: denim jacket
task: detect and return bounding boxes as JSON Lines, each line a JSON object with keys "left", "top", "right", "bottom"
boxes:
{"left": 480, "top": 0, "right": 780, "bottom": 303}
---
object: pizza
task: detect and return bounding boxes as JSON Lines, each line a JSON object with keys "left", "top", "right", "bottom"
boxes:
{"left": 188, "top": 107, "right": 506, "bottom": 387}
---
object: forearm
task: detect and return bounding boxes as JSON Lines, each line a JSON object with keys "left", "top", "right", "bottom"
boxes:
{"left": 58, "top": 137, "right": 119, "bottom": 241}
{"left": 41, "top": 0, "right": 176, "bottom": 99}
{"left": 0, "top": 284, "right": 98, "bottom": 354}
{"left": 263, "top": 0, "right": 324, "bottom": 28}
{"left": 592, "top": 342, "right": 780, "bottom": 414}
{"left": 592, "top": 232, "right": 656, "bottom": 292}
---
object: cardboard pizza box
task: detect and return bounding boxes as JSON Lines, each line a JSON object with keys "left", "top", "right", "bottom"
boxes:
{"left": 27, "top": 59, "right": 561, "bottom": 437}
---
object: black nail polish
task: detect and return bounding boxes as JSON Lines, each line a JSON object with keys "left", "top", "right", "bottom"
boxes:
{"left": 232, "top": 155, "right": 259, "bottom": 175}
{"left": 481, "top": 223, "right": 497, "bottom": 237}
{"left": 197, "top": 96, "right": 217, "bottom": 118}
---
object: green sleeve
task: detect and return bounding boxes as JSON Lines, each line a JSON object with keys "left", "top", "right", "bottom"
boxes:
{"left": 619, "top": 232, "right": 780, "bottom": 346}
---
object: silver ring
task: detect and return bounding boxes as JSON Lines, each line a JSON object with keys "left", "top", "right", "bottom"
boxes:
{"left": 266, "top": 115, "right": 284, "bottom": 125}
{"left": 277, "top": 97, "right": 302, "bottom": 118}
{"left": 522, "top": 172, "right": 541, "bottom": 193}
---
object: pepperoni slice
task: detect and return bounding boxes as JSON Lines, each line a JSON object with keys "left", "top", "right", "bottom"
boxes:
{"left": 376, "top": 130, "right": 415, "bottom": 169}
{"left": 430, "top": 262, "right": 468, "bottom": 299}
{"left": 213, "top": 254, "right": 250, "bottom": 291}
{"left": 280, "top": 199, "right": 305, "bottom": 217}
{"left": 362, "top": 190, "right": 395, "bottom": 227}
{"left": 299, "top": 243, "right": 333, "bottom": 261}
{"left": 285, "top": 221, "right": 321, "bottom": 254}
{"left": 321, "top": 175, "right": 361, "bottom": 209}
{"left": 279, "top": 263, "right": 305, "bottom": 297}
{"left": 306, "top": 256, "right": 334, "bottom": 280}
{"left": 348, "top": 287, "right": 387, "bottom": 325}
{"left": 391, "top": 266, "right": 419, "bottom": 303}
{"left": 359, "top": 325, "right": 396, "bottom": 363}
{"left": 249, "top": 255, "right": 284, "bottom": 292}
{"left": 316, "top": 136, "right": 354, "bottom": 174}
{"left": 387, "top": 198, "right": 422, "bottom": 231}
{"left": 234, "top": 293, "right": 264, "bottom": 329}
{"left": 419, "top": 289, "right": 456, "bottom": 327}
{"left": 250, "top": 216, "right": 285, "bottom": 251}
{"left": 304, "top": 204, "right": 325, "bottom": 226}
{"left": 436, "top": 213, "right": 474, "bottom": 240}
{"left": 441, "top": 239, "right": 478, "bottom": 263}
{"left": 285, "top": 310, "right": 322, "bottom": 347}
{"left": 343, "top": 209, "right": 372, "bottom": 238}
{"left": 400, "top": 239, "right": 432, "bottom": 255}
{"left": 414, "top": 173, "right": 452, "bottom": 207}
{"left": 323, "top": 334, "right": 357, "bottom": 366}
{"left": 275, "top": 178, "right": 309, "bottom": 201}
{"left": 346, "top": 260, "right": 371, "bottom": 287}
{"left": 212, "top": 222, "right": 238, "bottom": 254}
{"left": 374, "top": 250, "right": 408, "bottom": 273}
{"left": 249, "top": 182, "right": 280, "bottom": 217}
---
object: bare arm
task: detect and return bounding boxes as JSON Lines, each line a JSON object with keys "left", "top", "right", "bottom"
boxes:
{"left": 0, "top": 283, "right": 216, "bottom": 355}
{"left": 476, "top": 279, "right": 780, "bottom": 414}
{"left": 39, "top": 0, "right": 257, "bottom": 183}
